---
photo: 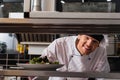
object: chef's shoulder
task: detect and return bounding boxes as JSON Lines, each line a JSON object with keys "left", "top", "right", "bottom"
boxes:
{"left": 53, "top": 36, "right": 77, "bottom": 44}
{"left": 95, "top": 46, "right": 107, "bottom": 55}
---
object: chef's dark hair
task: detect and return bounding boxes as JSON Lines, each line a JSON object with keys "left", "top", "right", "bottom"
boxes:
{"left": 88, "top": 35, "right": 104, "bottom": 42}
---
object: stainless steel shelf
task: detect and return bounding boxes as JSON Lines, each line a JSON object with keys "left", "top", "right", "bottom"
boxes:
{"left": 30, "top": 12, "right": 120, "bottom": 19}
{"left": 0, "top": 70, "right": 120, "bottom": 79}
{"left": 0, "top": 16, "right": 120, "bottom": 33}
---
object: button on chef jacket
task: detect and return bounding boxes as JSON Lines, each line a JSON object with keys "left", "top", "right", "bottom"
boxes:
{"left": 41, "top": 36, "right": 110, "bottom": 80}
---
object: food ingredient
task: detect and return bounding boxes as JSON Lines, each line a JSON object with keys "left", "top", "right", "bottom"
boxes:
{"left": 29, "top": 56, "right": 59, "bottom": 64}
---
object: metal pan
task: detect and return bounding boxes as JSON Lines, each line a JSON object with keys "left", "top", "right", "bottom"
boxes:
{"left": 16, "top": 63, "right": 64, "bottom": 71}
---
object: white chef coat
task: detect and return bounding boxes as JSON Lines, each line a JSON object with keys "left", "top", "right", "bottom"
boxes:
{"left": 41, "top": 36, "right": 110, "bottom": 80}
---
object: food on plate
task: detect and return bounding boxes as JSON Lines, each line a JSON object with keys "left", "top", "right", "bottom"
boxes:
{"left": 29, "top": 56, "right": 59, "bottom": 64}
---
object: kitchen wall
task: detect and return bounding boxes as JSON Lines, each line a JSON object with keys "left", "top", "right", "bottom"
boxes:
{"left": 0, "top": 33, "right": 17, "bottom": 51}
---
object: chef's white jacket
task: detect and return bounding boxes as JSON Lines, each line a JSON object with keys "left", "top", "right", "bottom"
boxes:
{"left": 41, "top": 36, "right": 110, "bottom": 80}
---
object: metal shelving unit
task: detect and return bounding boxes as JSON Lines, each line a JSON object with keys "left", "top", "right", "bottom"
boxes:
{"left": 1, "top": 12, "right": 120, "bottom": 33}
{"left": 1, "top": 12, "right": 120, "bottom": 80}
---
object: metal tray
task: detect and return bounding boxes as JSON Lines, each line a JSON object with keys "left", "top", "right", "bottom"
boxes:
{"left": 16, "top": 63, "right": 64, "bottom": 71}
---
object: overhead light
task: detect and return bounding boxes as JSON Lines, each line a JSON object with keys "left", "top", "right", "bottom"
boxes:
{"left": 0, "top": 0, "right": 4, "bottom": 8}
{"left": 0, "top": 4, "right": 4, "bottom": 7}
{"left": 107, "top": 0, "right": 111, "bottom": 2}
{"left": 82, "top": 0, "right": 84, "bottom": 3}
{"left": 61, "top": 0, "right": 65, "bottom": 4}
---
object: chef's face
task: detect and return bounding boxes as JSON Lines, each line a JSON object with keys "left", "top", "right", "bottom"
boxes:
{"left": 77, "top": 35, "right": 100, "bottom": 55}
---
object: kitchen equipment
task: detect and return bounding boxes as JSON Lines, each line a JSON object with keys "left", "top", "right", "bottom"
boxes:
{"left": 31, "top": 0, "right": 41, "bottom": 11}
{"left": 17, "top": 63, "right": 64, "bottom": 70}
{"left": 0, "top": 42, "right": 7, "bottom": 53}
{"left": 41, "top": 0, "right": 56, "bottom": 11}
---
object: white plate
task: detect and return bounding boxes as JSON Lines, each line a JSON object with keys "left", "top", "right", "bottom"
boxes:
{"left": 16, "top": 63, "right": 64, "bottom": 70}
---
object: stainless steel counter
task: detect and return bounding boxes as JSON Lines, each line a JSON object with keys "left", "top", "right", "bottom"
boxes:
{"left": 0, "top": 70, "right": 120, "bottom": 79}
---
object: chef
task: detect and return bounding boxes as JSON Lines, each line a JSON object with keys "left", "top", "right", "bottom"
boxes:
{"left": 40, "top": 34, "right": 110, "bottom": 80}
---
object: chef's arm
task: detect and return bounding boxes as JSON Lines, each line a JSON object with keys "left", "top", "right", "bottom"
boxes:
{"left": 95, "top": 49, "right": 110, "bottom": 80}
{"left": 95, "top": 48, "right": 110, "bottom": 72}
{"left": 40, "top": 39, "right": 58, "bottom": 62}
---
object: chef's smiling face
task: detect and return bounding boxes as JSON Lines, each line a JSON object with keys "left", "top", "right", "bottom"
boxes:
{"left": 76, "top": 35, "right": 100, "bottom": 55}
